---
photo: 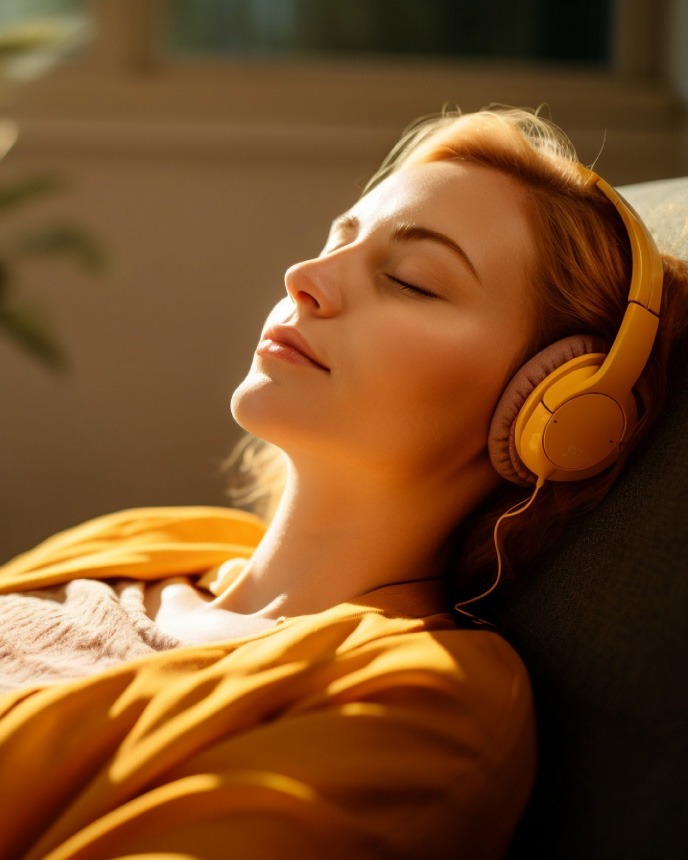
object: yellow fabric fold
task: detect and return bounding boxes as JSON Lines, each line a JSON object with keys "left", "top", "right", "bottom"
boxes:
{"left": 0, "top": 506, "right": 535, "bottom": 860}
{"left": 0, "top": 507, "right": 265, "bottom": 593}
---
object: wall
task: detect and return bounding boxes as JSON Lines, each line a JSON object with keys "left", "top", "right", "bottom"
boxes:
{"left": 1, "top": 49, "right": 686, "bottom": 562}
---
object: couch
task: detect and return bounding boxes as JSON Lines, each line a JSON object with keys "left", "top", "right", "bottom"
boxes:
{"left": 504, "top": 177, "right": 688, "bottom": 859}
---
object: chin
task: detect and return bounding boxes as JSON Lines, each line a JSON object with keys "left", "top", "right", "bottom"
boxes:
{"left": 230, "top": 371, "right": 262, "bottom": 431}
{"left": 230, "top": 369, "right": 292, "bottom": 443}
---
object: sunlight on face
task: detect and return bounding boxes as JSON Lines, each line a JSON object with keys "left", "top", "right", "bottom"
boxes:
{"left": 232, "top": 160, "right": 535, "bottom": 486}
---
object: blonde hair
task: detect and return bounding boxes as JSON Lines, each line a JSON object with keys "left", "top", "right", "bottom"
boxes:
{"left": 225, "top": 433, "right": 287, "bottom": 522}
{"left": 227, "top": 106, "right": 688, "bottom": 602}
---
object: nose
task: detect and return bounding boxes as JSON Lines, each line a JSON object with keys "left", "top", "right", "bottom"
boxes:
{"left": 284, "top": 255, "right": 343, "bottom": 317}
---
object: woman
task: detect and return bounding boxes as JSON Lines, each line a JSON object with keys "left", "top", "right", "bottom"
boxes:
{"left": 0, "top": 107, "right": 686, "bottom": 860}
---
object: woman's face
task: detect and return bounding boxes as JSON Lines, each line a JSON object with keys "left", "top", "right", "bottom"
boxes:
{"left": 232, "top": 160, "right": 535, "bottom": 486}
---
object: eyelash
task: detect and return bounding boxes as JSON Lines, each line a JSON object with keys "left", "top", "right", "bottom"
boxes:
{"left": 386, "top": 274, "right": 438, "bottom": 300}
{"left": 323, "top": 238, "right": 439, "bottom": 300}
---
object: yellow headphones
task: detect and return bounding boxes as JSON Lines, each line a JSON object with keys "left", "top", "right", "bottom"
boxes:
{"left": 489, "top": 167, "right": 664, "bottom": 486}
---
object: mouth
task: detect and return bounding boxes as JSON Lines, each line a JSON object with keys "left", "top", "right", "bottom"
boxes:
{"left": 257, "top": 325, "right": 330, "bottom": 373}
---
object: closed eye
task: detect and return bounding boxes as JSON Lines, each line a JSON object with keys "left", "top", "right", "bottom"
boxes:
{"left": 386, "top": 274, "right": 438, "bottom": 299}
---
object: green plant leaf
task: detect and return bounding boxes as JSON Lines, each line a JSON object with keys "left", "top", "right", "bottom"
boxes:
{"left": 0, "top": 174, "right": 65, "bottom": 213}
{"left": 0, "top": 303, "right": 66, "bottom": 370}
{"left": 0, "top": 16, "right": 93, "bottom": 82}
{"left": 15, "top": 223, "right": 106, "bottom": 273}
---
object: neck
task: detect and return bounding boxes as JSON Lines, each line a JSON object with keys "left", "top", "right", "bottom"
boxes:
{"left": 215, "top": 453, "right": 499, "bottom": 620}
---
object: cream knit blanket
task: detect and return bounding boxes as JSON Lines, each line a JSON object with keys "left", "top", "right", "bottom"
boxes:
{"left": 0, "top": 578, "right": 180, "bottom": 690}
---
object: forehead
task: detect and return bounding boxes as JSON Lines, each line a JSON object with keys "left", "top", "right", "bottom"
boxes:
{"left": 348, "top": 160, "right": 534, "bottom": 293}
{"left": 351, "top": 160, "right": 525, "bottom": 226}
{"left": 356, "top": 161, "right": 467, "bottom": 217}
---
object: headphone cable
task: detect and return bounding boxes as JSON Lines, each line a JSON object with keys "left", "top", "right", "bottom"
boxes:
{"left": 455, "top": 475, "right": 545, "bottom": 624}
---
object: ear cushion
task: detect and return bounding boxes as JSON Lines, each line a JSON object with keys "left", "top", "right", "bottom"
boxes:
{"left": 489, "top": 334, "right": 609, "bottom": 486}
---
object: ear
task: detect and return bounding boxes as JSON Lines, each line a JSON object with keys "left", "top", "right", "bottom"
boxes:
{"left": 489, "top": 335, "right": 609, "bottom": 485}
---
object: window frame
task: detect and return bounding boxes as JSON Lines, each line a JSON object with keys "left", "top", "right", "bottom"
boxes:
{"left": 11, "top": 0, "right": 686, "bottom": 185}
{"left": 87, "top": 0, "right": 672, "bottom": 78}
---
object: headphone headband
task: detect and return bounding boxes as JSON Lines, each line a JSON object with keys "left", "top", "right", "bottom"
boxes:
{"left": 489, "top": 165, "right": 664, "bottom": 485}
{"left": 557, "top": 168, "right": 663, "bottom": 403}
{"left": 584, "top": 169, "right": 663, "bottom": 313}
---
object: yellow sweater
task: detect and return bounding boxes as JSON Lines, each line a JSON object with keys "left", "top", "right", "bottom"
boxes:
{"left": 0, "top": 507, "right": 535, "bottom": 860}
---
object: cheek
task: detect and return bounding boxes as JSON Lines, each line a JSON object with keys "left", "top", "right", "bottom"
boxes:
{"left": 372, "top": 320, "right": 509, "bottom": 414}
{"left": 353, "top": 316, "right": 523, "bottom": 464}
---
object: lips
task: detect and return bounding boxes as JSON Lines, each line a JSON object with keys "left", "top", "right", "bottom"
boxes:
{"left": 257, "top": 325, "right": 330, "bottom": 372}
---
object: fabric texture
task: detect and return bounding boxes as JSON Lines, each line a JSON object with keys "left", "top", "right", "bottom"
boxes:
{"left": 0, "top": 578, "right": 181, "bottom": 690}
{"left": 0, "top": 506, "right": 535, "bottom": 860}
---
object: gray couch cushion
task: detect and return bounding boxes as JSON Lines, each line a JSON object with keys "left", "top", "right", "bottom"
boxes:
{"left": 503, "top": 177, "right": 688, "bottom": 859}
{"left": 623, "top": 176, "right": 688, "bottom": 260}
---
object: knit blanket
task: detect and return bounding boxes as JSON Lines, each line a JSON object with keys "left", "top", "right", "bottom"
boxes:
{"left": 0, "top": 578, "right": 180, "bottom": 690}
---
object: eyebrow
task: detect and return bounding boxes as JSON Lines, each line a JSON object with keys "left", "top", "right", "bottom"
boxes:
{"left": 329, "top": 213, "right": 359, "bottom": 240}
{"left": 329, "top": 214, "right": 482, "bottom": 284}
{"left": 392, "top": 221, "right": 482, "bottom": 283}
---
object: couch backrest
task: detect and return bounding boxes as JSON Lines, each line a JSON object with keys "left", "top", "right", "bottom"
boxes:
{"left": 503, "top": 177, "right": 688, "bottom": 860}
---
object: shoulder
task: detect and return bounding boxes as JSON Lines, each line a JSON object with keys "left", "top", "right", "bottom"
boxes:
{"left": 269, "top": 607, "right": 536, "bottom": 858}
{"left": 279, "top": 605, "right": 534, "bottom": 742}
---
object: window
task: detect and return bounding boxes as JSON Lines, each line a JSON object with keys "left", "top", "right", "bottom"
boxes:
{"left": 8, "top": 0, "right": 684, "bottom": 183}
{"left": 167, "top": 0, "right": 614, "bottom": 66}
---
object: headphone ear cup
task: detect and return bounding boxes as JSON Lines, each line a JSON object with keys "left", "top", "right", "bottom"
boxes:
{"left": 489, "top": 335, "right": 609, "bottom": 485}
